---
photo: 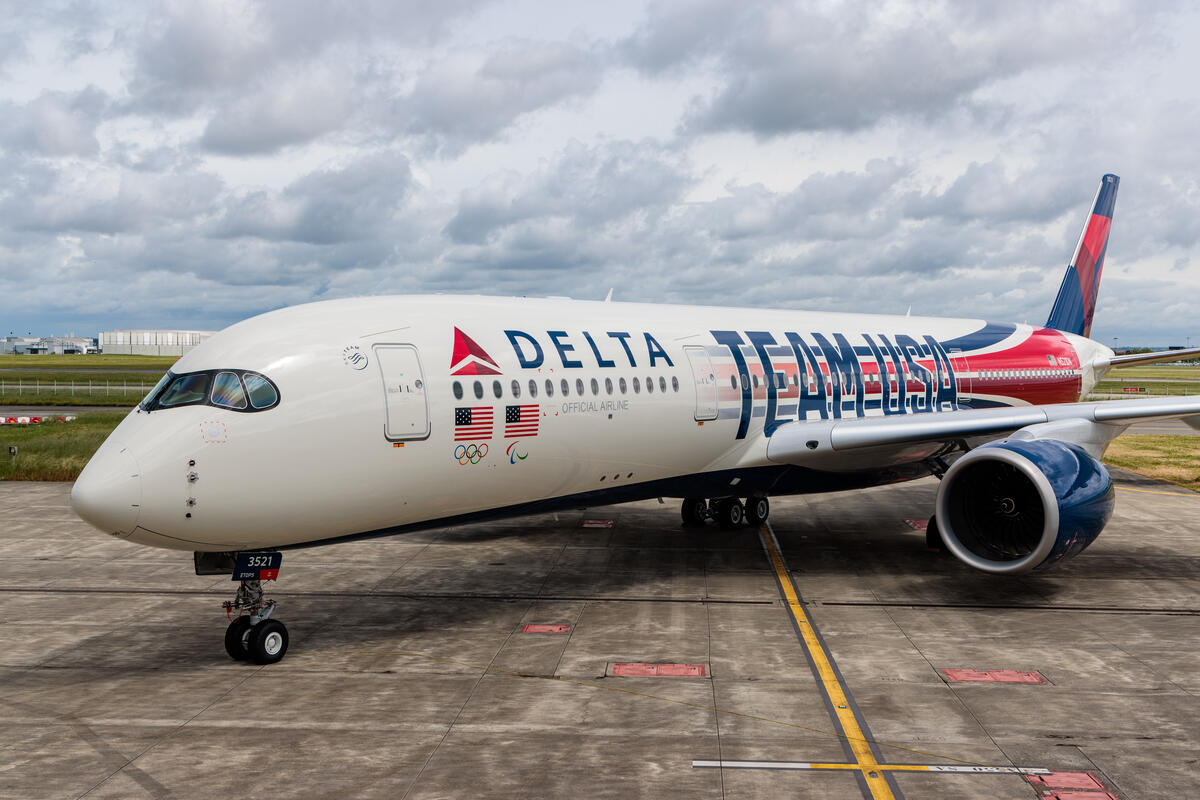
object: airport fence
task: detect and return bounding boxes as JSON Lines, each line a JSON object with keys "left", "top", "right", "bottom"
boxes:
{"left": 0, "top": 380, "right": 147, "bottom": 407}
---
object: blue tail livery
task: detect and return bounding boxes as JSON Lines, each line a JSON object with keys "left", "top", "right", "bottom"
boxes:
{"left": 1046, "top": 174, "right": 1119, "bottom": 337}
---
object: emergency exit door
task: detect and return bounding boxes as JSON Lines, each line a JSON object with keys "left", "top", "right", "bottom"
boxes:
{"left": 374, "top": 345, "right": 430, "bottom": 440}
{"left": 949, "top": 348, "right": 972, "bottom": 403}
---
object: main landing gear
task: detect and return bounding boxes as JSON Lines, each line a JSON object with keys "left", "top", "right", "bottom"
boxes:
{"left": 681, "top": 496, "right": 770, "bottom": 529}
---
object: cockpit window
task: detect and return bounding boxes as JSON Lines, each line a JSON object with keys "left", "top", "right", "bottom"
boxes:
{"left": 158, "top": 373, "right": 211, "bottom": 408}
{"left": 211, "top": 372, "right": 248, "bottom": 409}
{"left": 243, "top": 374, "right": 278, "bottom": 409}
{"left": 141, "top": 369, "right": 280, "bottom": 413}
{"left": 141, "top": 373, "right": 172, "bottom": 409}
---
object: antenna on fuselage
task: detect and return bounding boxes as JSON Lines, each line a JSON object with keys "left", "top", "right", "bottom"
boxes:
{"left": 604, "top": 288, "right": 614, "bottom": 302}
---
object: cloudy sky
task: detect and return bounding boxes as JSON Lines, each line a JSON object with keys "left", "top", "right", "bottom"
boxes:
{"left": 2, "top": 1, "right": 1198, "bottom": 346}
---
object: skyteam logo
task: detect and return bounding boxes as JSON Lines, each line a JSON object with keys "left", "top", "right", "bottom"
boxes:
{"left": 450, "top": 327, "right": 501, "bottom": 375}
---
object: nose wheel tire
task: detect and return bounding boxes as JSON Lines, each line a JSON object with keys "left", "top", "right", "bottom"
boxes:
{"left": 714, "top": 498, "right": 745, "bottom": 530}
{"left": 745, "top": 496, "right": 770, "bottom": 526}
{"left": 224, "top": 616, "right": 253, "bottom": 661}
{"left": 248, "top": 619, "right": 289, "bottom": 665}
{"left": 681, "top": 497, "right": 709, "bottom": 526}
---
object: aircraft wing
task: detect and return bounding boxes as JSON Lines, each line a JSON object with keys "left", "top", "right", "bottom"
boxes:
{"left": 765, "top": 396, "right": 1200, "bottom": 470}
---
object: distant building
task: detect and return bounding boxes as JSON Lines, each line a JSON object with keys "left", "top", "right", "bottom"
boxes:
{"left": 0, "top": 336, "right": 40, "bottom": 354}
{"left": 99, "top": 329, "right": 214, "bottom": 356}
{"left": 29, "top": 337, "right": 98, "bottom": 355}
{"left": 2, "top": 336, "right": 96, "bottom": 354}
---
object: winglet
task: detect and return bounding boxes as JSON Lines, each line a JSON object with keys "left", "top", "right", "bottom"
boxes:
{"left": 1046, "top": 174, "right": 1119, "bottom": 338}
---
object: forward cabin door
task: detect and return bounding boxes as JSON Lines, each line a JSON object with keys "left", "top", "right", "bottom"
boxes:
{"left": 683, "top": 346, "right": 719, "bottom": 421}
{"left": 374, "top": 345, "right": 430, "bottom": 440}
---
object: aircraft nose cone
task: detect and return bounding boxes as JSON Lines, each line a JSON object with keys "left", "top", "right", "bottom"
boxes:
{"left": 71, "top": 441, "right": 142, "bottom": 536}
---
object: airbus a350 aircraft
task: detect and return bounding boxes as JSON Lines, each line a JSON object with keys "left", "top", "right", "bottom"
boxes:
{"left": 72, "top": 174, "right": 1200, "bottom": 664}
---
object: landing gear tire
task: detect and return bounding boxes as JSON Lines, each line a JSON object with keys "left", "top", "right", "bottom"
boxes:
{"left": 248, "top": 619, "right": 289, "bottom": 665}
{"left": 681, "top": 497, "right": 709, "bottom": 526}
{"left": 715, "top": 498, "right": 745, "bottom": 530}
{"left": 926, "top": 515, "right": 945, "bottom": 552}
{"left": 744, "top": 496, "right": 770, "bottom": 526}
{"left": 224, "top": 616, "right": 253, "bottom": 661}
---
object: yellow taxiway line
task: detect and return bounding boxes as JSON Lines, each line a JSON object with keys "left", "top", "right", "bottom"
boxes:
{"left": 758, "top": 522, "right": 896, "bottom": 800}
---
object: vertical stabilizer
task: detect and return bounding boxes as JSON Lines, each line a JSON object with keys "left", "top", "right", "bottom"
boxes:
{"left": 1045, "top": 174, "right": 1119, "bottom": 338}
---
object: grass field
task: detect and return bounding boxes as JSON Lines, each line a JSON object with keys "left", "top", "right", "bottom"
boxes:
{"left": 0, "top": 355, "right": 174, "bottom": 405}
{"left": 1089, "top": 364, "right": 1199, "bottom": 399}
{"left": 0, "top": 354, "right": 177, "bottom": 370}
{"left": 0, "top": 412, "right": 127, "bottom": 481}
{"left": 1104, "top": 435, "right": 1200, "bottom": 492}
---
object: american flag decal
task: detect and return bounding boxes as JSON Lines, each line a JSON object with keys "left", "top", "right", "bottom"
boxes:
{"left": 454, "top": 407, "right": 493, "bottom": 440}
{"left": 504, "top": 404, "right": 539, "bottom": 438}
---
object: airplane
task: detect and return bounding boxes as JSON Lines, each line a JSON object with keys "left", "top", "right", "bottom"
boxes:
{"left": 71, "top": 173, "right": 1200, "bottom": 664}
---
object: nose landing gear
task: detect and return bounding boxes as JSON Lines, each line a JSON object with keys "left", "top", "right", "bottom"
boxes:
{"left": 222, "top": 553, "right": 289, "bottom": 665}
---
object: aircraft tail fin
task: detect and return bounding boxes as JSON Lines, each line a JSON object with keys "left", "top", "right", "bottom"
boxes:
{"left": 1045, "top": 174, "right": 1119, "bottom": 338}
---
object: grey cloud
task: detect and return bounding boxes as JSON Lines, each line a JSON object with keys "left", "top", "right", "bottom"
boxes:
{"left": 444, "top": 140, "right": 692, "bottom": 244}
{"left": 201, "top": 68, "right": 355, "bottom": 155}
{"left": 128, "top": 0, "right": 480, "bottom": 114}
{"left": 398, "top": 42, "right": 603, "bottom": 153}
{"left": 622, "top": 1, "right": 1166, "bottom": 136}
{"left": 215, "top": 150, "right": 417, "bottom": 249}
{"left": 0, "top": 87, "right": 109, "bottom": 156}
{"left": 6, "top": 162, "right": 223, "bottom": 235}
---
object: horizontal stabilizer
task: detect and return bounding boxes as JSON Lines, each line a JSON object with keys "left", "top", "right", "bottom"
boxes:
{"left": 1099, "top": 346, "right": 1200, "bottom": 369}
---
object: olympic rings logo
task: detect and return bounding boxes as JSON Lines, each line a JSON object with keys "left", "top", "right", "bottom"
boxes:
{"left": 454, "top": 443, "right": 488, "bottom": 465}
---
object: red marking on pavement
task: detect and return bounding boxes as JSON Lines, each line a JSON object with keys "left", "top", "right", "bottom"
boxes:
{"left": 581, "top": 519, "right": 614, "bottom": 528}
{"left": 941, "top": 669, "right": 1046, "bottom": 684}
{"left": 521, "top": 624, "right": 570, "bottom": 634}
{"left": 904, "top": 519, "right": 928, "bottom": 530}
{"left": 1027, "top": 771, "right": 1107, "bottom": 790}
{"left": 1044, "top": 792, "right": 1117, "bottom": 800}
{"left": 612, "top": 662, "right": 707, "bottom": 677}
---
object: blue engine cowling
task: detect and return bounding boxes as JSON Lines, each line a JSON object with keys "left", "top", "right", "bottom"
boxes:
{"left": 934, "top": 438, "right": 1115, "bottom": 574}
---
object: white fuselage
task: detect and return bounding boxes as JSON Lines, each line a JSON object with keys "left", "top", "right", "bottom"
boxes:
{"left": 71, "top": 295, "right": 1105, "bottom": 552}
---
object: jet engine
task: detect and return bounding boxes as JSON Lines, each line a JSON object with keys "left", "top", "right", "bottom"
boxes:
{"left": 934, "top": 438, "right": 1114, "bottom": 574}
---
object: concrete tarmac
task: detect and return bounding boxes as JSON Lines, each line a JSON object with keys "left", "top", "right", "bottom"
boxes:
{"left": 1, "top": 471, "right": 1198, "bottom": 799}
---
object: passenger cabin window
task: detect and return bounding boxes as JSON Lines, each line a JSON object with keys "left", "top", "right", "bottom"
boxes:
{"left": 528, "top": 379, "right": 538, "bottom": 398}
{"left": 511, "top": 380, "right": 521, "bottom": 398}
{"left": 492, "top": 380, "right": 503, "bottom": 399}
{"left": 452, "top": 381, "right": 464, "bottom": 400}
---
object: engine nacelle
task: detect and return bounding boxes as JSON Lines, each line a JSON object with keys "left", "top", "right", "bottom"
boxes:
{"left": 935, "top": 439, "right": 1115, "bottom": 574}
